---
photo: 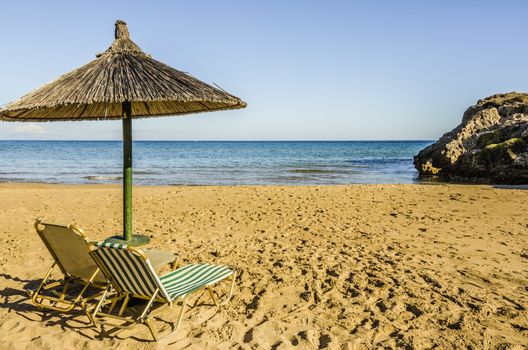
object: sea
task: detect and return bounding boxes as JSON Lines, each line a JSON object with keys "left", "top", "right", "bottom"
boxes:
{"left": 0, "top": 141, "right": 433, "bottom": 185}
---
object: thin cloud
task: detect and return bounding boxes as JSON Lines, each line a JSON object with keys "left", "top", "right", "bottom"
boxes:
{"left": 10, "top": 123, "right": 47, "bottom": 135}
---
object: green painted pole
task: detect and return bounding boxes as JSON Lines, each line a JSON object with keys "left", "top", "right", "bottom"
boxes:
{"left": 123, "top": 101, "right": 133, "bottom": 241}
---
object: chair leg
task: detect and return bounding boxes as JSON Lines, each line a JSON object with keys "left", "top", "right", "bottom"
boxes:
{"left": 145, "top": 318, "right": 158, "bottom": 341}
{"left": 117, "top": 294, "right": 130, "bottom": 317}
{"left": 139, "top": 290, "right": 159, "bottom": 321}
{"left": 145, "top": 296, "right": 187, "bottom": 343}
{"left": 90, "top": 286, "right": 110, "bottom": 326}
{"left": 113, "top": 292, "right": 160, "bottom": 342}
{"left": 31, "top": 263, "right": 55, "bottom": 306}
{"left": 30, "top": 266, "right": 103, "bottom": 314}
{"left": 170, "top": 256, "right": 181, "bottom": 270}
{"left": 207, "top": 286, "right": 218, "bottom": 306}
{"left": 218, "top": 272, "right": 237, "bottom": 306}
{"left": 203, "top": 272, "right": 237, "bottom": 307}
{"left": 227, "top": 272, "right": 236, "bottom": 300}
{"left": 59, "top": 279, "right": 71, "bottom": 301}
{"left": 107, "top": 298, "right": 118, "bottom": 314}
{"left": 70, "top": 269, "right": 100, "bottom": 307}
{"left": 175, "top": 295, "right": 189, "bottom": 332}
{"left": 82, "top": 301, "right": 95, "bottom": 325}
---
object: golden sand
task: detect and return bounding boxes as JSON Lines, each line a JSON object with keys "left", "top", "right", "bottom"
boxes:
{"left": 0, "top": 183, "right": 526, "bottom": 349}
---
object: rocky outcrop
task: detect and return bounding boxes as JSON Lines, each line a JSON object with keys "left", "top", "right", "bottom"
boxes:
{"left": 414, "top": 92, "right": 528, "bottom": 184}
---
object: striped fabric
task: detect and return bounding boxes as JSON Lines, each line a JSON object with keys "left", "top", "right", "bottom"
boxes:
{"left": 90, "top": 242, "right": 233, "bottom": 303}
{"left": 160, "top": 264, "right": 233, "bottom": 300}
{"left": 91, "top": 242, "right": 163, "bottom": 299}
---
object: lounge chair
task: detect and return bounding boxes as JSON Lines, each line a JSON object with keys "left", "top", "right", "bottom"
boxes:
{"left": 31, "top": 220, "right": 179, "bottom": 314}
{"left": 30, "top": 220, "right": 107, "bottom": 313}
{"left": 86, "top": 241, "right": 236, "bottom": 341}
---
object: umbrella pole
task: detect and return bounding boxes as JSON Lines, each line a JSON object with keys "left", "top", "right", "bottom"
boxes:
{"left": 123, "top": 102, "right": 133, "bottom": 241}
{"left": 111, "top": 101, "right": 149, "bottom": 246}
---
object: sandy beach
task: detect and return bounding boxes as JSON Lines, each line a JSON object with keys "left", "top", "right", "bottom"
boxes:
{"left": 0, "top": 183, "right": 526, "bottom": 349}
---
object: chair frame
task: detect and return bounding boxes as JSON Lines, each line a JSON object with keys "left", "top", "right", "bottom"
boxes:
{"left": 30, "top": 220, "right": 107, "bottom": 313}
{"left": 86, "top": 243, "right": 236, "bottom": 341}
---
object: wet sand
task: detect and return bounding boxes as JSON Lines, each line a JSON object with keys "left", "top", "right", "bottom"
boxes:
{"left": 0, "top": 183, "right": 526, "bottom": 349}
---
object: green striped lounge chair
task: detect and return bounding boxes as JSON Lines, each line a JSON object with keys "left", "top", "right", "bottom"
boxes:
{"left": 30, "top": 220, "right": 107, "bottom": 313}
{"left": 86, "top": 241, "right": 236, "bottom": 341}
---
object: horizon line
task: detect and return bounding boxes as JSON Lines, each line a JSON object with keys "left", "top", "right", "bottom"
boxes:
{"left": 0, "top": 139, "right": 435, "bottom": 142}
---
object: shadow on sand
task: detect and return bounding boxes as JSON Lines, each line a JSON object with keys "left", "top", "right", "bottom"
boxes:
{"left": 0, "top": 273, "right": 216, "bottom": 344}
{"left": 0, "top": 273, "right": 102, "bottom": 340}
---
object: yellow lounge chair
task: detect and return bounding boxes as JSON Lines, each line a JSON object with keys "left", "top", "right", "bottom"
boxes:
{"left": 30, "top": 220, "right": 107, "bottom": 313}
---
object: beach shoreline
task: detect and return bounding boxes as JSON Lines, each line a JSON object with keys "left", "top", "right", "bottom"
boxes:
{"left": 0, "top": 183, "right": 526, "bottom": 348}
{"left": 1, "top": 180, "right": 527, "bottom": 189}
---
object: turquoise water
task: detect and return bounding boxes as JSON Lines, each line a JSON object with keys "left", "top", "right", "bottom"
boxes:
{"left": 0, "top": 141, "right": 432, "bottom": 185}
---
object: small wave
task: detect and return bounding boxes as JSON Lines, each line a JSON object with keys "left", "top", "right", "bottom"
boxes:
{"left": 0, "top": 178, "right": 30, "bottom": 183}
{"left": 288, "top": 169, "right": 335, "bottom": 174}
{"left": 84, "top": 175, "right": 122, "bottom": 181}
{"left": 0, "top": 171, "right": 27, "bottom": 175}
{"left": 134, "top": 170, "right": 159, "bottom": 175}
{"left": 169, "top": 183, "right": 212, "bottom": 186}
{"left": 346, "top": 158, "right": 410, "bottom": 164}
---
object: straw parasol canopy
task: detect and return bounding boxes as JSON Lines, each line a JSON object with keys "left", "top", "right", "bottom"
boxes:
{"left": 0, "top": 20, "right": 246, "bottom": 245}
{"left": 0, "top": 20, "right": 246, "bottom": 121}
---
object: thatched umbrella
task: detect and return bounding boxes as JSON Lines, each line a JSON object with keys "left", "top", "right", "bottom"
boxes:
{"left": 0, "top": 20, "right": 246, "bottom": 245}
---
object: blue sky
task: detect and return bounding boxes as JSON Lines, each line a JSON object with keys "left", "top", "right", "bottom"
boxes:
{"left": 0, "top": 1, "right": 527, "bottom": 140}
